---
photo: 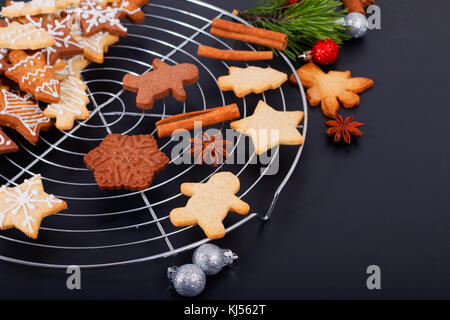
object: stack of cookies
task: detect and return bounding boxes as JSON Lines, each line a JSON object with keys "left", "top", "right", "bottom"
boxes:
{"left": 0, "top": 0, "right": 148, "bottom": 153}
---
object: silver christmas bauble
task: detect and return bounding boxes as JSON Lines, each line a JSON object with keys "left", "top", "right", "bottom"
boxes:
{"left": 344, "top": 12, "right": 368, "bottom": 38}
{"left": 192, "top": 243, "right": 238, "bottom": 276}
{"left": 168, "top": 264, "right": 206, "bottom": 297}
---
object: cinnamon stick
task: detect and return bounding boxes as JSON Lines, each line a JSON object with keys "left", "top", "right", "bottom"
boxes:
{"left": 342, "top": 0, "right": 365, "bottom": 14}
{"left": 197, "top": 45, "right": 273, "bottom": 61}
{"left": 210, "top": 18, "right": 288, "bottom": 50}
{"left": 156, "top": 104, "right": 241, "bottom": 138}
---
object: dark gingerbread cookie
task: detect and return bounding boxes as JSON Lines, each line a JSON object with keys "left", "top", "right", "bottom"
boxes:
{"left": 84, "top": 134, "right": 170, "bottom": 190}
{"left": 122, "top": 58, "right": 199, "bottom": 110}
{"left": 0, "top": 127, "right": 18, "bottom": 154}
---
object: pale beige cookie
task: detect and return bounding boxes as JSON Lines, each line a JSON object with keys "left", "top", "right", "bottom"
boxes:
{"left": 218, "top": 66, "right": 287, "bottom": 98}
{"left": 170, "top": 172, "right": 250, "bottom": 239}
{"left": 0, "top": 175, "right": 67, "bottom": 239}
{"left": 55, "top": 55, "right": 91, "bottom": 81}
{"left": 44, "top": 76, "right": 90, "bottom": 130}
{"left": 0, "top": 22, "right": 54, "bottom": 50}
{"left": 70, "top": 21, "right": 119, "bottom": 63}
{"left": 230, "top": 100, "right": 303, "bottom": 155}
{"left": 1, "top": 0, "right": 80, "bottom": 17}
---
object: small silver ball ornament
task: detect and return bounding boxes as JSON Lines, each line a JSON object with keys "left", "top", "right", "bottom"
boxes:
{"left": 192, "top": 243, "right": 238, "bottom": 276}
{"left": 168, "top": 264, "right": 206, "bottom": 297}
{"left": 344, "top": 12, "right": 368, "bottom": 38}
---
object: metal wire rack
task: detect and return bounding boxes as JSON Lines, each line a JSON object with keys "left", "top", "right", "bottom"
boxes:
{"left": 0, "top": 0, "right": 308, "bottom": 268}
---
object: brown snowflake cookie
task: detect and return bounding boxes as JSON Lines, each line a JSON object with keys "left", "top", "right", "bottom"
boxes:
{"left": 0, "top": 127, "right": 18, "bottom": 154}
{"left": 5, "top": 50, "right": 60, "bottom": 103}
{"left": 0, "top": 88, "right": 53, "bottom": 145}
{"left": 84, "top": 134, "right": 170, "bottom": 190}
{"left": 122, "top": 58, "right": 199, "bottom": 110}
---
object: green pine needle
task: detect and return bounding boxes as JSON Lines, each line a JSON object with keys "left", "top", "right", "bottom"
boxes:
{"left": 239, "top": 0, "right": 350, "bottom": 60}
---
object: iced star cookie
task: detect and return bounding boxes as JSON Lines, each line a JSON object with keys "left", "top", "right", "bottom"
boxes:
{"left": 170, "top": 172, "right": 250, "bottom": 239}
{"left": 0, "top": 175, "right": 67, "bottom": 239}
{"left": 70, "top": 21, "right": 119, "bottom": 63}
{"left": 0, "top": 22, "right": 54, "bottom": 50}
{"left": 5, "top": 50, "right": 60, "bottom": 103}
{"left": 0, "top": 88, "right": 53, "bottom": 145}
{"left": 113, "top": 0, "right": 149, "bottom": 24}
{"left": 218, "top": 66, "right": 287, "bottom": 98}
{"left": 230, "top": 100, "right": 303, "bottom": 155}
{"left": 44, "top": 76, "right": 90, "bottom": 130}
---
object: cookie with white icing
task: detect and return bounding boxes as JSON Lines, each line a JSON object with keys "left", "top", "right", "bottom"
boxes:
{"left": 0, "top": 127, "right": 18, "bottom": 154}
{"left": 0, "top": 22, "right": 54, "bottom": 50}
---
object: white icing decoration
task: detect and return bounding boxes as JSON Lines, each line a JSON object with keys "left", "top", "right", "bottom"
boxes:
{"left": 0, "top": 89, "right": 51, "bottom": 136}
{"left": 47, "top": 76, "right": 87, "bottom": 116}
{"left": 70, "top": 21, "right": 110, "bottom": 54}
{"left": 0, "top": 23, "right": 50, "bottom": 47}
{"left": 0, "top": 175, "right": 62, "bottom": 233}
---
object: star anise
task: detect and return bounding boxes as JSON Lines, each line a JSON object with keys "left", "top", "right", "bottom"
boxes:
{"left": 325, "top": 114, "right": 364, "bottom": 144}
{"left": 189, "top": 131, "right": 231, "bottom": 167}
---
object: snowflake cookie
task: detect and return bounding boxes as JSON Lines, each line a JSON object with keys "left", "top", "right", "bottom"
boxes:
{"left": 0, "top": 175, "right": 67, "bottom": 239}
{"left": 84, "top": 134, "right": 170, "bottom": 190}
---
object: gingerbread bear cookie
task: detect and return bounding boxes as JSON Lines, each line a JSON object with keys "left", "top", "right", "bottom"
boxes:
{"left": 6, "top": 50, "right": 60, "bottom": 103}
{"left": 218, "top": 66, "right": 287, "bottom": 98}
{"left": 290, "top": 62, "right": 374, "bottom": 118}
{"left": 170, "top": 172, "right": 250, "bottom": 239}
{"left": 122, "top": 58, "right": 199, "bottom": 110}
{"left": 0, "top": 175, "right": 67, "bottom": 239}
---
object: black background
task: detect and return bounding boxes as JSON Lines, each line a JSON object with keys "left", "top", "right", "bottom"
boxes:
{"left": 1, "top": 0, "right": 450, "bottom": 300}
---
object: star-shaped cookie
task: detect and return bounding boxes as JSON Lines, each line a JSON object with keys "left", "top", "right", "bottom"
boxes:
{"left": 84, "top": 134, "right": 169, "bottom": 190}
{"left": 0, "top": 88, "right": 53, "bottom": 145}
{"left": 122, "top": 58, "right": 199, "bottom": 110}
{"left": 218, "top": 66, "right": 287, "bottom": 98}
{"left": 170, "top": 172, "right": 250, "bottom": 239}
{"left": 0, "top": 175, "right": 67, "bottom": 239}
{"left": 230, "top": 100, "right": 303, "bottom": 155}
{"left": 55, "top": 55, "right": 91, "bottom": 81}
{"left": 290, "top": 62, "right": 374, "bottom": 118}
{"left": 113, "top": 0, "right": 148, "bottom": 23}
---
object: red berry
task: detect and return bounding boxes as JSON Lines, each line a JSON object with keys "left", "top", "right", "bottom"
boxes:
{"left": 311, "top": 39, "right": 339, "bottom": 65}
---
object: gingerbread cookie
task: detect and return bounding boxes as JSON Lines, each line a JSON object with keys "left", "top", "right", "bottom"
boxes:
{"left": 55, "top": 54, "right": 91, "bottom": 81}
{"left": 218, "top": 66, "right": 287, "bottom": 98}
{"left": 44, "top": 76, "right": 90, "bottom": 130}
{"left": 113, "top": 0, "right": 148, "bottom": 24}
{"left": 0, "top": 127, "right": 18, "bottom": 154}
{"left": 0, "top": 88, "right": 53, "bottom": 144}
{"left": 70, "top": 21, "right": 119, "bottom": 63}
{"left": 0, "top": 21, "right": 54, "bottom": 50}
{"left": 0, "top": 48, "right": 10, "bottom": 75}
{"left": 1, "top": 0, "right": 80, "bottom": 17}
{"left": 122, "top": 58, "right": 199, "bottom": 110}
{"left": 25, "top": 15, "right": 83, "bottom": 65}
{"left": 84, "top": 134, "right": 169, "bottom": 190}
{"left": 290, "top": 62, "right": 374, "bottom": 118}
{"left": 5, "top": 50, "right": 60, "bottom": 103}
{"left": 72, "top": 0, "right": 127, "bottom": 37}
{"left": 230, "top": 100, "right": 303, "bottom": 155}
{"left": 0, "top": 175, "right": 67, "bottom": 239}
{"left": 170, "top": 172, "right": 250, "bottom": 239}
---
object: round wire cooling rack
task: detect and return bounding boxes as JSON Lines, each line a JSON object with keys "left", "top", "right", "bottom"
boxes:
{"left": 0, "top": 0, "right": 308, "bottom": 269}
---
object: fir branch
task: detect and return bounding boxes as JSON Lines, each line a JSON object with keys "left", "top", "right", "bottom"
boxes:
{"left": 239, "top": 0, "right": 350, "bottom": 60}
